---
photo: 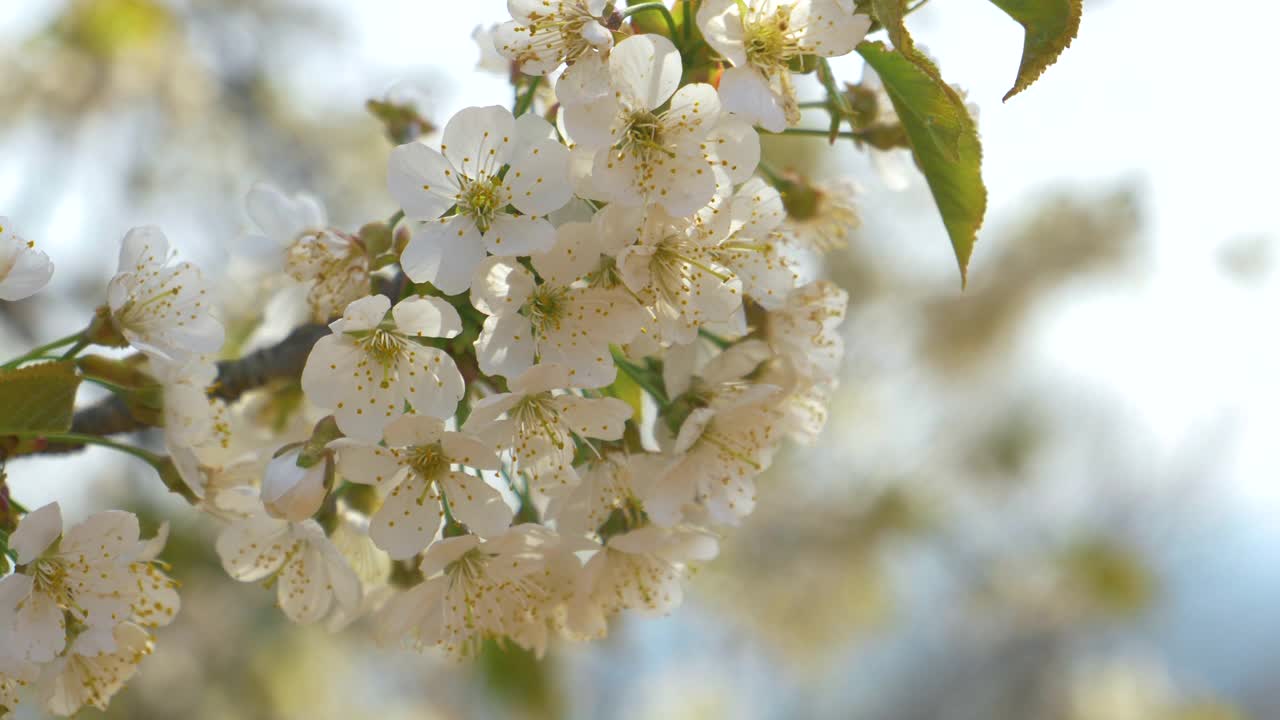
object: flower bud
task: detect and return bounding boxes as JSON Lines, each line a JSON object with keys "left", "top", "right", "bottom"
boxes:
{"left": 262, "top": 450, "right": 328, "bottom": 522}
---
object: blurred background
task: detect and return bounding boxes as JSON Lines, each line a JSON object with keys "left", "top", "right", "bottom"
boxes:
{"left": 2, "top": 0, "right": 1278, "bottom": 718}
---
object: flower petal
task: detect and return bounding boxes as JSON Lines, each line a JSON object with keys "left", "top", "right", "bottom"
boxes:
{"left": 703, "top": 114, "right": 761, "bottom": 185}
{"left": 476, "top": 312, "right": 536, "bottom": 380}
{"left": 556, "top": 395, "right": 632, "bottom": 440}
{"left": 532, "top": 221, "right": 596, "bottom": 286}
{"left": 609, "top": 34, "right": 682, "bottom": 111}
{"left": 215, "top": 514, "right": 292, "bottom": 582}
{"left": 277, "top": 542, "right": 334, "bottom": 624}
{"left": 388, "top": 142, "right": 461, "bottom": 221}
{"left": 370, "top": 473, "right": 442, "bottom": 559}
{"left": 696, "top": 0, "right": 747, "bottom": 66}
{"left": 561, "top": 94, "right": 620, "bottom": 151}
{"left": 439, "top": 471, "right": 513, "bottom": 537}
{"left": 400, "top": 215, "right": 488, "bottom": 294}
{"left": 555, "top": 50, "right": 611, "bottom": 106}
{"left": 507, "top": 138, "right": 572, "bottom": 216}
{"left": 483, "top": 214, "right": 556, "bottom": 256}
{"left": 382, "top": 415, "right": 447, "bottom": 449}
{"left": 794, "top": 1, "right": 872, "bottom": 57}
{"left": 116, "top": 226, "right": 169, "bottom": 275}
{"left": 442, "top": 105, "right": 516, "bottom": 179}
{"left": 442, "top": 433, "right": 499, "bottom": 470}
{"left": 13, "top": 588, "right": 66, "bottom": 662}
{"left": 393, "top": 295, "right": 462, "bottom": 339}
{"left": 717, "top": 65, "right": 787, "bottom": 134}
{"left": 10, "top": 502, "right": 62, "bottom": 565}
{"left": 60, "top": 509, "right": 139, "bottom": 566}
{"left": 470, "top": 256, "right": 534, "bottom": 316}
{"left": 402, "top": 347, "right": 465, "bottom": 419}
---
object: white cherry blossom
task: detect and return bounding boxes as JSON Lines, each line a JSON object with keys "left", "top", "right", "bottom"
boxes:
{"left": 470, "top": 248, "right": 643, "bottom": 386}
{"left": 301, "top": 294, "right": 465, "bottom": 442}
{"left": 332, "top": 416, "right": 512, "bottom": 559}
{"left": 765, "top": 279, "right": 847, "bottom": 382}
{"left": 152, "top": 357, "right": 222, "bottom": 449}
{"left": 215, "top": 489, "right": 362, "bottom": 624}
{"left": 698, "top": 0, "right": 872, "bottom": 131}
{"left": 496, "top": 0, "right": 614, "bottom": 75}
{"left": 0, "top": 658, "right": 37, "bottom": 719}
{"left": 705, "top": 177, "right": 799, "bottom": 309}
{"left": 0, "top": 504, "right": 143, "bottom": 663}
{"left": 378, "top": 525, "right": 561, "bottom": 658}
{"left": 246, "top": 183, "right": 327, "bottom": 249}
{"left": 0, "top": 217, "right": 53, "bottom": 301}
{"left": 42, "top": 622, "right": 153, "bottom": 717}
{"left": 388, "top": 106, "right": 571, "bottom": 294}
{"left": 324, "top": 509, "right": 394, "bottom": 631}
{"left": 106, "top": 226, "right": 224, "bottom": 363}
{"left": 763, "top": 365, "right": 837, "bottom": 444}
{"left": 645, "top": 381, "right": 784, "bottom": 526}
{"left": 567, "top": 526, "right": 718, "bottom": 638}
{"left": 544, "top": 451, "right": 661, "bottom": 535}
{"left": 463, "top": 363, "right": 632, "bottom": 488}
{"left": 561, "top": 34, "right": 758, "bottom": 215}
{"left": 780, "top": 176, "right": 862, "bottom": 251}
{"left": 608, "top": 205, "right": 744, "bottom": 346}
{"left": 246, "top": 184, "right": 372, "bottom": 321}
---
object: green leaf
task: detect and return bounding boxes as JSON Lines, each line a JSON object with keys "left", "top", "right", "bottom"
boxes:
{"left": 871, "top": 0, "right": 915, "bottom": 54}
{"left": 0, "top": 361, "right": 82, "bottom": 434}
{"left": 857, "top": 41, "right": 986, "bottom": 285}
{"left": 987, "top": 0, "right": 1083, "bottom": 101}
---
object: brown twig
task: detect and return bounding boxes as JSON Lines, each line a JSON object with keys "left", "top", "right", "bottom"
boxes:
{"left": 18, "top": 323, "right": 330, "bottom": 456}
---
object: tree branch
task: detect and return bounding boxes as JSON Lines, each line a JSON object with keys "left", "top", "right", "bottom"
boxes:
{"left": 19, "top": 323, "right": 330, "bottom": 456}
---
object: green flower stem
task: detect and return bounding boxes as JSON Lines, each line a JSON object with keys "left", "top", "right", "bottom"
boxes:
{"left": 9, "top": 431, "right": 164, "bottom": 469}
{"left": 2, "top": 332, "right": 83, "bottom": 369}
{"left": 59, "top": 336, "right": 91, "bottom": 360}
{"left": 610, "top": 347, "right": 669, "bottom": 406}
{"left": 683, "top": 0, "right": 694, "bottom": 44}
{"left": 816, "top": 57, "right": 853, "bottom": 138}
{"left": 622, "top": 2, "right": 680, "bottom": 40}
{"left": 514, "top": 75, "right": 543, "bottom": 116}
{"left": 777, "top": 127, "right": 865, "bottom": 139}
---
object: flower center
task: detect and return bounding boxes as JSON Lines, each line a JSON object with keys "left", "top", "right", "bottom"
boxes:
{"left": 616, "top": 110, "right": 674, "bottom": 161}
{"left": 30, "top": 558, "right": 76, "bottom": 609}
{"left": 651, "top": 237, "right": 734, "bottom": 295}
{"left": 407, "top": 443, "right": 449, "bottom": 479}
{"left": 586, "top": 255, "right": 624, "bottom": 289}
{"left": 357, "top": 328, "right": 404, "bottom": 367}
{"left": 457, "top": 175, "right": 507, "bottom": 233}
{"left": 512, "top": 393, "right": 567, "bottom": 452}
{"left": 522, "top": 285, "right": 570, "bottom": 332}
{"left": 743, "top": 7, "right": 798, "bottom": 72}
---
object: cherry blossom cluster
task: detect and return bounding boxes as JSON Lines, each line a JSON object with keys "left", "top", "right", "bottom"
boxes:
{"left": 1, "top": 1, "right": 871, "bottom": 714}
{"left": 0, "top": 504, "right": 178, "bottom": 716}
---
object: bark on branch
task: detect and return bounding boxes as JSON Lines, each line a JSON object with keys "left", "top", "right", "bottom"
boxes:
{"left": 30, "top": 323, "right": 329, "bottom": 455}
